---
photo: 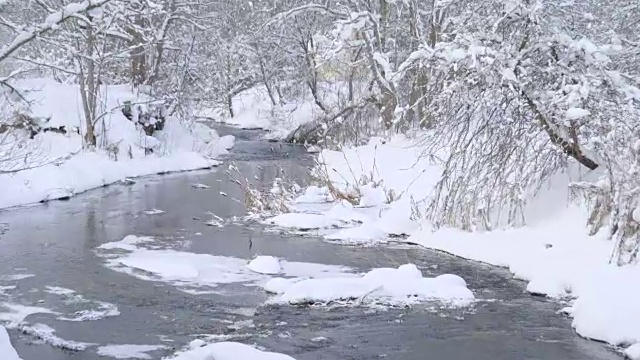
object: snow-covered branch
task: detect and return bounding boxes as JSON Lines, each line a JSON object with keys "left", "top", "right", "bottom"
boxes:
{"left": 0, "top": 0, "right": 111, "bottom": 63}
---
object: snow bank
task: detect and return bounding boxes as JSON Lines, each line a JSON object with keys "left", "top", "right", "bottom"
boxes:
{"left": 0, "top": 325, "right": 21, "bottom": 360}
{"left": 0, "top": 79, "right": 233, "bottom": 210}
{"left": 0, "top": 151, "right": 214, "bottom": 209}
{"left": 263, "top": 135, "right": 640, "bottom": 352}
{"left": 406, "top": 210, "right": 640, "bottom": 348}
{"left": 168, "top": 341, "right": 295, "bottom": 360}
{"left": 264, "top": 263, "right": 474, "bottom": 306}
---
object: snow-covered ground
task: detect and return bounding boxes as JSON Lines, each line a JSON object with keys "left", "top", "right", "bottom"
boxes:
{"left": 0, "top": 79, "right": 234, "bottom": 210}
{"left": 262, "top": 135, "right": 640, "bottom": 355}
{"left": 195, "top": 86, "right": 320, "bottom": 140}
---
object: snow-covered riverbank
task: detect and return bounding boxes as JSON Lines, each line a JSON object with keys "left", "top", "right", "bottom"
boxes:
{"left": 263, "top": 135, "right": 640, "bottom": 356}
{"left": 0, "top": 80, "right": 234, "bottom": 210}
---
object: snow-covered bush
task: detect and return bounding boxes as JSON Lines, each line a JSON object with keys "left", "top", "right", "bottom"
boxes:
{"left": 267, "top": 0, "right": 640, "bottom": 264}
{"left": 0, "top": 80, "right": 233, "bottom": 209}
{"left": 226, "top": 162, "right": 301, "bottom": 216}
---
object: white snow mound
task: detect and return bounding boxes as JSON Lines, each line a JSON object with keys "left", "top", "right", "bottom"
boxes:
{"left": 264, "top": 264, "right": 474, "bottom": 306}
{"left": 247, "top": 256, "right": 282, "bottom": 275}
{"left": 625, "top": 343, "right": 640, "bottom": 360}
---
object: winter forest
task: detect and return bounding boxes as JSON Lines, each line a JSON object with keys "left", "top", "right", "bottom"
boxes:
{"left": 1, "top": 0, "right": 640, "bottom": 359}
{"left": 3, "top": 0, "right": 637, "bottom": 260}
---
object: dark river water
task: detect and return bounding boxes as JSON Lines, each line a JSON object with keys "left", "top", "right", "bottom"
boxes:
{"left": 0, "top": 126, "right": 619, "bottom": 360}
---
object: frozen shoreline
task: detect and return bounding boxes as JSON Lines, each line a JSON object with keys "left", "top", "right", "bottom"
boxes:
{"left": 0, "top": 151, "right": 221, "bottom": 210}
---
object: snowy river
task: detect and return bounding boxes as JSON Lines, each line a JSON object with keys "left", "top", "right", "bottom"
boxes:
{"left": 0, "top": 126, "right": 619, "bottom": 359}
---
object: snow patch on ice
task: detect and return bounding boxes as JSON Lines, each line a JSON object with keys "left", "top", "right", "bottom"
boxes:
{"left": 96, "top": 344, "right": 166, "bottom": 359}
{"left": 144, "top": 209, "right": 165, "bottom": 215}
{"left": 43, "top": 286, "right": 76, "bottom": 296}
{"left": 19, "top": 323, "right": 94, "bottom": 351}
{"left": 0, "top": 286, "right": 16, "bottom": 296}
{"left": 58, "top": 301, "right": 119, "bottom": 322}
{"left": 98, "top": 235, "right": 155, "bottom": 252}
{"left": 0, "top": 274, "right": 35, "bottom": 281}
{"left": 97, "top": 235, "right": 355, "bottom": 291}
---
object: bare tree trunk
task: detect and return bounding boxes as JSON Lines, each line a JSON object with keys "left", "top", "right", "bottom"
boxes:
{"left": 404, "top": 2, "right": 425, "bottom": 127}
{"left": 378, "top": 0, "right": 389, "bottom": 51}
{"left": 146, "top": 0, "right": 177, "bottom": 85}
{"left": 127, "top": 12, "right": 148, "bottom": 87}
{"left": 275, "top": 85, "right": 285, "bottom": 105}
{"left": 380, "top": 90, "right": 397, "bottom": 130}
{"left": 79, "top": 25, "right": 97, "bottom": 148}
{"left": 348, "top": 47, "right": 363, "bottom": 102}
{"left": 130, "top": 41, "right": 146, "bottom": 87}
{"left": 227, "top": 94, "right": 234, "bottom": 118}
{"left": 255, "top": 45, "right": 278, "bottom": 106}
{"left": 300, "top": 32, "right": 327, "bottom": 113}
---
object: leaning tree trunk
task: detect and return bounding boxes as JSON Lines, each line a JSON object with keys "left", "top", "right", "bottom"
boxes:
{"left": 523, "top": 92, "right": 598, "bottom": 170}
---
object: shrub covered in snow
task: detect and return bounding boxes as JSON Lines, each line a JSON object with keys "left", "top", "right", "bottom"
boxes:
{"left": 0, "top": 80, "right": 234, "bottom": 209}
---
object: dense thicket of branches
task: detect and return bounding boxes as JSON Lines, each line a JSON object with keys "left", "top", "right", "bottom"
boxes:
{"left": 1, "top": 0, "right": 639, "bottom": 264}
